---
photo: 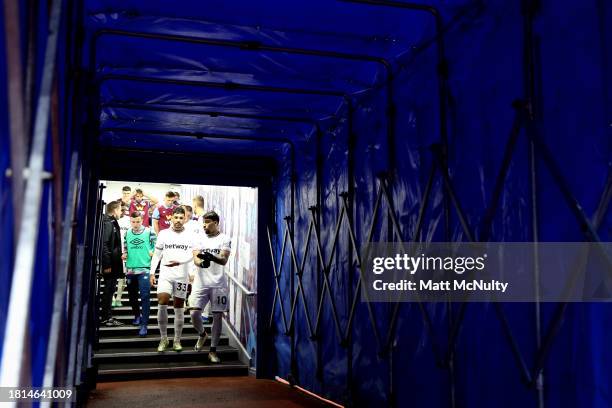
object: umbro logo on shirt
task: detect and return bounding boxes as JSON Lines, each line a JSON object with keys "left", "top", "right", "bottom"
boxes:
{"left": 130, "top": 238, "right": 145, "bottom": 246}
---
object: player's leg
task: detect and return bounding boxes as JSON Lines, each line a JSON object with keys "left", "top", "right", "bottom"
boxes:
{"left": 171, "top": 281, "right": 188, "bottom": 352}
{"left": 113, "top": 277, "right": 125, "bottom": 307}
{"left": 138, "top": 272, "right": 151, "bottom": 337}
{"left": 156, "top": 279, "right": 172, "bottom": 351}
{"left": 209, "top": 310, "right": 223, "bottom": 363}
{"left": 202, "top": 302, "right": 211, "bottom": 324}
{"left": 208, "top": 286, "right": 227, "bottom": 363}
{"left": 101, "top": 276, "right": 120, "bottom": 326}
{"left": 189, "top": 287, "right": 209, "bottom": 351}
{"left": 126, "top": 276, "right": 141, "bottom": 325}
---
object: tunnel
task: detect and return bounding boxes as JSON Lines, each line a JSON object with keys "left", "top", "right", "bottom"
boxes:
{"left": 0, "top": 0, "right": 611, "bottom": 407}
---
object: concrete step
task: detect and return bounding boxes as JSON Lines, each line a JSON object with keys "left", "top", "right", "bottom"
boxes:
{"left": 110, "top": 314, "right": 213, "bottom": 324}
{"left": 96, "top": 360, "right": 248, "bottom": 382}
{"left": 94, "top": 345, "right": 239, "bottom": 364}
{"left": 97, "top": 334, "right": 228, "bottom": 349}
{"left": 99, "top": 323, "right": 210, "bottom": 337}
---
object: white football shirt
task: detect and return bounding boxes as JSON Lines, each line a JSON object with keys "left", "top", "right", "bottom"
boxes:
{"left": 118, "top": 215, "right": 131, "bottom": 249}
{"left": 193, "top": 232, "right": 232, "bottom": 288}
{"left": 185, "top": 219, "right": 202, "bottom": 236}
{"left": 154, "top": 228, "right": 195, "bottom": 281}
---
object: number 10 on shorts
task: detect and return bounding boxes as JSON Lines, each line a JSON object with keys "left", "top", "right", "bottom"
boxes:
{"left": 212, "top": 287, "right": 229, "bottom": 312}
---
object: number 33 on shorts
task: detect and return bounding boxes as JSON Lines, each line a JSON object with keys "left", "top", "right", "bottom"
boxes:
{"left": 174, "top": 281, "right": 188, "bottom": 298}
{"left": 212, "top": 287, "right": 229, "bottom": 312}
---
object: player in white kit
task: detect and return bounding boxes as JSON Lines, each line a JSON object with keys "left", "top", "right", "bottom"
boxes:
{"left": 182, "top": 205, "right": 202, "bottom": 236}
{"left": 150, "top": 206, "right": 194, "bottom": 352}
{"left": 190, "top": 211, "right": 231, "bottom": 363}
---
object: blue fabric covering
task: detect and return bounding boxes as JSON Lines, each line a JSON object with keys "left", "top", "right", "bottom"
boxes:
{"left": 82, "top": 1, "right": 610, "bottom": 406}
{"left": 0, "top": 0, "right": 609, "bottom": 405}
{"left": 0, "top": 1, "right": 14, "bottom": 365}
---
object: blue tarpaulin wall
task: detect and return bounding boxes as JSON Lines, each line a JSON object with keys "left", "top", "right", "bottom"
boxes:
{"left": 0, "top": 0, "right": 79, "bottom": 387}
{"left": 1, "top": 0, "right": 610, "bottom": 406}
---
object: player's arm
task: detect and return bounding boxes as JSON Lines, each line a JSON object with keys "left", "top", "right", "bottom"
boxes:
{"left": 150, "top": 241, "right": 163, "bottom": 286}
{"left": 152, "top": 207, "right": 160, "bottom": 234}
{"left": 193, "top": 249, "right": 206, "bottom": 268}
{"left": 216, "top": 249, "right": 231, "bottom": 265}
{"left": 200, "top": 249, "right": 230, "bottom": 266}
{"left": 122, "top": 233, "right": 128, "bottom": 261}
{"left": 148, "top": 229, "right": 157, "bottom": 256}
{"left": 212, "top": 239, "right": 232, "bottom": 265}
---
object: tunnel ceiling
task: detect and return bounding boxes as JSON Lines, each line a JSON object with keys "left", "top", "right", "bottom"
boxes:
{"left": 84, "top": 0, "right": 473, "bottom": 159}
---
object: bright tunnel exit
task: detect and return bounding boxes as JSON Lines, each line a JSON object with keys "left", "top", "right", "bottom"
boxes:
{"left": 97, "top": 180, "right": 257, "bottom": 379}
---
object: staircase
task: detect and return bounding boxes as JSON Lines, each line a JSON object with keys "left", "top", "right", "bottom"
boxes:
{"left": 94, "top": 278, "right": 249, "bottom": 381}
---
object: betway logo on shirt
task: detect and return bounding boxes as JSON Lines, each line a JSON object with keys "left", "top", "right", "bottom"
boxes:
{"left": 164, "top": 243, "right": 189, "bottom": 250}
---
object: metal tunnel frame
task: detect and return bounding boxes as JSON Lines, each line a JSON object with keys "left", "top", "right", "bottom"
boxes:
{"left": 0, "top": 0, "right": 63, "bottom": 388}
{"left": 87, "top": 4, "right": 457, "bottom": 399}
{"left": 90, "top": 28, "right": 396, "bottom": 178}
{"left": 87, "top": 34, "right": 358, "bottom": 375}
{"left": 1, "top": 0, "right": 609, "bottom": 406}
{"left": 267, "top": 1, "right": 611, "bottom": 407}
{"left": 336, "top": 2, "right": 451, "bottom": 404}
{"left": 91, "top": 74, "right": 345, "bottom": 347}
{"left": 95, "top": 74, "right": 350, "bottom": 211}
{"left": 87, "top": 25, "right": 433, "bottom": 384}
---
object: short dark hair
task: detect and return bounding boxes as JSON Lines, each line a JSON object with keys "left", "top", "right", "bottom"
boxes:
{"left": 172, "top": 206, "right": 186, "bottom": 216}
{"left": 165, "top": 191, "right": 176, "bottom": 198}
{"left": 122, "top": 186, "right": 131, "bottom": 192}
{"left": 174, "top": 191, "right": 180, "bottom": 198}
{"left": 135, "top": 188, "right": 143, "bottom": 195}
{"left": 130, "top": 211, "right": 142, "bottom": 218}
{"left": 106, "top": 201, "right": 121, "bottom": 215}
{"left": 203, "top": 211, "right": 219, "bottom": 223}
{"left": 182, "top": 205, "right": 193, "bottom": 213}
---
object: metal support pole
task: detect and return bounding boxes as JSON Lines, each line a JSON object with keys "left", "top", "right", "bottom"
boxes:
{"left": 310, "top": 207, "right": 323, "bottom": 380}
{"left": 267, "top": 226, "right": 290, "bottom": 334}
{"left": 41, "top": 152, "right": 79, "bottom": 404}
{"left": 100, "top": 127, "right": 297, "bottom": 176}
{"left": 530, "top": 173, "right": 612, "bottom": 385}
{"left": 382, "top": 165, "right": 436, "bottom": 354}
{"left": 102, "top": 102, "right": 325, "bottom": 126}
{"left": 345, "top": 103, "right": 355, "bottom": 404}
{"left": 51, "top": 75, "right": 64, "bottom": 272}
{"left": 288, "top": 217, "right": 297, "bottom": 384}
{"left": 479, "top": 101, "right": 526, "bottom": 241}
{"left": 342, "top": 188, "right": 383, "bottom": 348}
{"left": 339, "top": 0, "right": 448, "bottom": 142}
{"left": 3, "top": 0, "right": 27, "bottom": 233}
{"left": 312, "top": 207, "right": 345, "bottom": 341}
{"left": 286, "top": 218, "right": 316, "bottom": 339}
{"left": 521, "top": 0, "right": 544, "bottom": 402}
{"left": 0, "top": 0, "right": 63, "bottom": 389}
{"left": 338, "top": 4, "right": 450, "bottom": 403}
{"left": 92, "top": 28, "right": 392, "bottom": 70}
{"left": 99, "top": 74, "right": 348, "bottom": 98}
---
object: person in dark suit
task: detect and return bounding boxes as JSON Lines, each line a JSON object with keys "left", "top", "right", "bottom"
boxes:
{"left": 100, "top": 200, "right": 125, "bottom": 326}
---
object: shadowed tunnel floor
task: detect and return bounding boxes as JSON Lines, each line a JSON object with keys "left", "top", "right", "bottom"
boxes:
{"left": 87, "top": 377, "right": 332, "bottom": 407}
